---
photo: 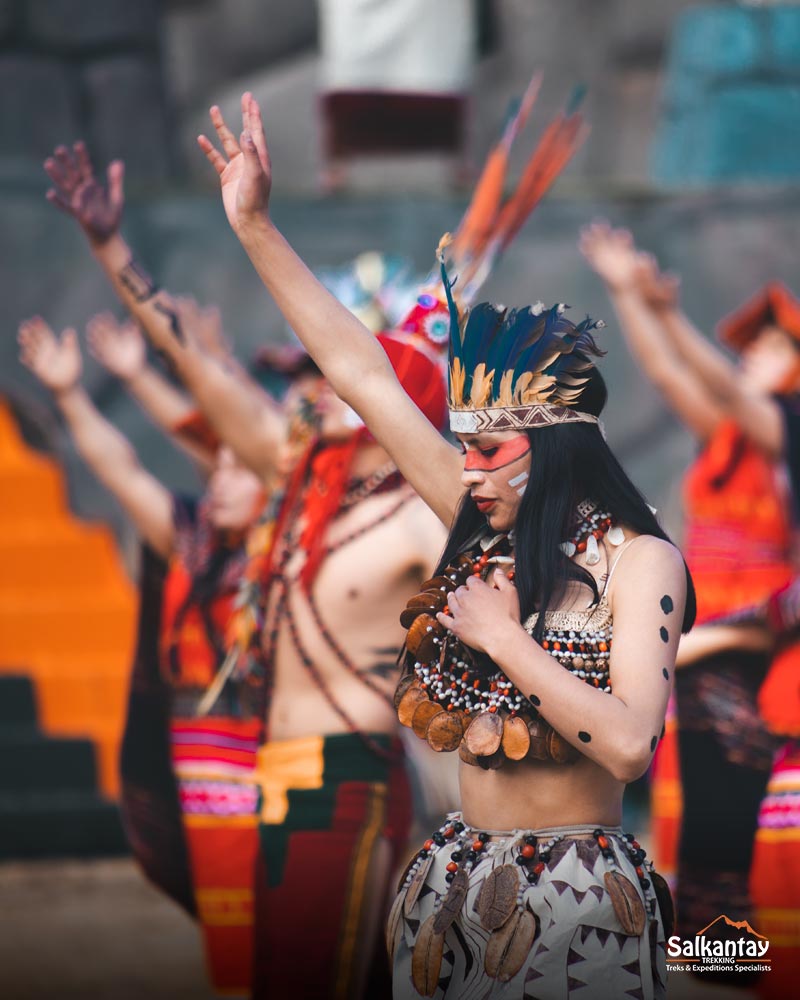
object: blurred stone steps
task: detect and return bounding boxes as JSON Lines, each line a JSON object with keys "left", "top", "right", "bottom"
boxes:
{"left": 0, "top": 675, "right": 126, "bottom": 858}
{"left": 0, "top": 790, "right": 126, "bottom": 859}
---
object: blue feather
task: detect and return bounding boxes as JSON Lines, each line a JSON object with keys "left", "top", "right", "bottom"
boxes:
{"left": 440, "top": 257, "right": 464, "bottom": 370}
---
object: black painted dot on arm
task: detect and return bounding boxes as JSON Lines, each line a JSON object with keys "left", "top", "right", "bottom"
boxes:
{"left": 659, "top": 627, "right": 669, "bottom": 643}
{"left": 650, "top": 736, "right": 658, "bottom": 752}
{"left": 660, "top": 595, "right": 674, "bottom": 615}
{"left": 578, "top": 731, "right": 591, "bottom": 743}
{"left": 529, "top": 694, "right": 541, "bottom": 707}
{"left": 662, "top": 667, "right": 670, "bottom": 680}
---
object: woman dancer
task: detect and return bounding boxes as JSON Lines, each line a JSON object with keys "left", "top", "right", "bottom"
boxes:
{"left": 18, "top": 316, "right": 270, "bottom": 998}
{"left": 195, "top": 91, "right": 695, "bottom": 999}
{"left": 580, "top": 224, "right": 800, "bottom": 953}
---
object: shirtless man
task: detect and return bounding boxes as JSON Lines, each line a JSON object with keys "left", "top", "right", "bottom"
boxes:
{"left": 43, "top": 141, "right": 447, "bottom": 999}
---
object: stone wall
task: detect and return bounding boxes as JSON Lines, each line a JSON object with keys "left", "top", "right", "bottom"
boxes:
{"left": 0, "top": 0, "right": 175, "bottom": 184}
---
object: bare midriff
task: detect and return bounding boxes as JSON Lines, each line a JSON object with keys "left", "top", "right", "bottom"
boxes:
{"left": 459, "top": 754, "right": 624, "bottom": 832}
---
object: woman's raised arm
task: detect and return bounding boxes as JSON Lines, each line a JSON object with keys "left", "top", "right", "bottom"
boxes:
{"left": 18, "top": 317, "right": 175, "bottom": 558}
{"left": 43, "top": 143, "right": 286, "bottom": 483}
{"left": 198, "top": 93, "right": 464, "bottom": 527}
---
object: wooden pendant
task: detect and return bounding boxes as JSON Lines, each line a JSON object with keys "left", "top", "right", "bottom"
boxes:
{"left": 400, "top": 604, "right": 439, "bottom": 629}
{"left": 412, "top": 699, "right": 445, "bottom": 739}
{"left": 386, "top": 889, "right": 405, "bottom": 964}
{"left": 501, "top": 716, "right": 531, "bottom": 761}
{"left": 404, "top": 852, "right": 434, "bottom": 916}
{"left": 433, "top": 867, "right": 469, "bottom": 934}
{"left": 406, "top": 613, "right": 442, "bottom": 658}
{"left": 458, "top": 740, "right": 481, "bottom": 766}
{"left": 477, "top": 748, "right": 506, "bottom": 770}
{"left": 464, "top": 710, "right": 503, "bottom": 756}
{"left": 526, "top": 718, "right": 551, "bottom": 761}
{"left": 418, "top": 575, "right": 453, "bottom": 594}
{"left": 409, "top": 591, "right": 447, "bottom": 608}
{"left": 397, "top": 683, "right": 430, "bottom": 728}
{"left": 484, "top": 907, "right": 538, "bottom": 982}
{"left": 393, "top": 672, "right": 417, "bottom": 709}
{"left": 650, "top": 871, "right": 675, "bottom": 937}
{"left": 411, "top": 914, "right": 445, "bottom": 997}
{"left": 475, "top": 864, "right": 520, "bottom": 930}
{"left": 425, "top": 710, "right": 464, "bottom": 752}
{"left": 396, "top": 851, "right": 421, "bottom": 894}
{"left": 546, "top": 727, "right": 579, "bottom": 764}
{"left": 604, "top": 871, "right": 647, "bottom": 936}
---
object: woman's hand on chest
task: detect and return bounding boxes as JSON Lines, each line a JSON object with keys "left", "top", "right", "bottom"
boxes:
{"left": 437, "top": 569, "right": 522, "bottom": 654}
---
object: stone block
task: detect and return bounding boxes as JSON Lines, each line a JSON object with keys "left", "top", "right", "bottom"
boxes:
{"left": 0, "top": 55, "right": 79, "bottom": 168}
{"left": 0, "top": 0, "right": 18, "bottom": 42}
{"left": 83, "top": 55, "right": 173, "bottom": 183}
{"left": 654, "top": 5, "right": 800, "bottom": 183}
{"left": 25, "top": 0, "right": 160, "bottom": 51}
{"left": 163, "top": 0, "right": 316, "bottom": 107}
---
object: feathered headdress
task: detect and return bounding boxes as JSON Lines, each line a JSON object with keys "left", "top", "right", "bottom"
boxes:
{"left": 440, "top": 245, "right": 605, "bottom": 433}
{"left": 392, "top": 74, "right": 590, "bottom": 373}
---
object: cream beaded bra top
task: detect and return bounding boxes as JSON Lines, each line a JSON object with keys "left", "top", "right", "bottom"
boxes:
{"left": 521, "top": 538, "right": 637, "bottom": 692}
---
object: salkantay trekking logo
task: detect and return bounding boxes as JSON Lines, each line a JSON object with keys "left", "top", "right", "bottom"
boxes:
{"left": 666, "top": 915, "right": 772, "bottom": 975}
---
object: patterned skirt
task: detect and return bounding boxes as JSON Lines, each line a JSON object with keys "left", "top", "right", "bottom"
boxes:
{"left": 390, "top": 813, "right": 670, "bottom": 1000}
{"left": 750, "top": 740, "right": 800, "bottom": 1000}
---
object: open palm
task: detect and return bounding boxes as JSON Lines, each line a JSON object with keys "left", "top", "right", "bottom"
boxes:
{"left": 579, "top": 223, "right": 640, "bottom": 291}
{"left": 18, "top": 317, "right": 82, "bottom": 393}
{"left": 87, "top": 312, "right": 146, "bottom": 379}
{"left": 198, "top": 92, "right": 272, "bottom": 232}
{"left": 43, "top": 141, "right": 124, "bottom": 244}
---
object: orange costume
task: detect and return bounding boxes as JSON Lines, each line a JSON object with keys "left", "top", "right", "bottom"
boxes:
{"left": 750, "top": 389, "right": 800, "bottom": 999}
{"left": 651, "top": 285, "right": 800, "bottom": 963}
{"left": 121, "top": 491, "right": 263, "bottom": 999}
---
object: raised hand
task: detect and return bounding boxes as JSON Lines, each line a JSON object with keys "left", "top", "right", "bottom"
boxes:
{"left": 44, "top": 142, "right": 124, "bottom": 245}
{"left": 578, "top": 222, "right": 641, "bottom": 292}
{"left": 86, "top": 311, "right": 146, "bottom": 380}
{"left": 197, "top": 92, "right": 272, "bottom": 233}
{"left": 18, "top": 317, "right": 83, "bottom": 394}
{"left": 635, "top": 253, "right": 681, "bottom": 312}
{"left": 174, "top": 297, "right": 232, "bottom": 363}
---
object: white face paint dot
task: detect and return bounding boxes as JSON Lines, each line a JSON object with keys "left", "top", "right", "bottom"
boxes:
{"left": 508, "top": 471, "right": 528, "bottom": 488}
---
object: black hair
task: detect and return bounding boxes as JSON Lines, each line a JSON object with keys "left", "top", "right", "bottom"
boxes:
{"left": 436, "top": 363, "right": 697, "bottom": 637}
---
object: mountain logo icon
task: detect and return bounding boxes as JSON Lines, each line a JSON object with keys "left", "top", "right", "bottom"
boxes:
{"left": 696, "top": 915, "right": 768, "bottom": 941}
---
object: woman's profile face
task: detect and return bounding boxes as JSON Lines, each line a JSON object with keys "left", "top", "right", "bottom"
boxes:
{"left": 207, "top": 446, "right": 265, "bottom": 531}
{"left": 458, "top": 431, "right": 531, "bottom": 532}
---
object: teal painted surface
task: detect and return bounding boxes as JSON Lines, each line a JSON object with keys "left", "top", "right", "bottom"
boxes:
{"left": 653, "top": 5, "right": 800, "bottom": 183}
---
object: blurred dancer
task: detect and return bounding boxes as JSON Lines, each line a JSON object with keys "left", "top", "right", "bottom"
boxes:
{"left": 730, "top": 388, "right": 800, "bottom": 999}
{"left": 581, "top": 225, "right": 800, "bottom": 946}
{"left": 43, "top": 143, "right": 444, "bottom": 1000}
{"left": 18, "top": 316, "right": 271, "bottom": 995}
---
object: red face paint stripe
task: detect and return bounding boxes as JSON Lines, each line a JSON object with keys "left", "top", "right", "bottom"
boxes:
{"left": 463, "top": 435, "right": 531, "bottom": 472}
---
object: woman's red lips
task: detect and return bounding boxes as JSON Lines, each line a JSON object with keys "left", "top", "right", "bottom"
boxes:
{"left": 473, "top": 496, "right": 496, "bottom": 512}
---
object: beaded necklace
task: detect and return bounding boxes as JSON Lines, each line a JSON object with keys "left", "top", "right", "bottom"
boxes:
{"left": 396, "top": 502, "right": 624, "bottom": 767}
{"left": 339, "top": 462, "right": 401, "bottom": 511}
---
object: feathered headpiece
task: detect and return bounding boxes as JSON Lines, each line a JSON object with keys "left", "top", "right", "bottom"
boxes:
{"left": 391, "top": 73, "right": 590, "bottom": 379}
{"left": 440, "top": 246, "right": 605, "bottom": 433}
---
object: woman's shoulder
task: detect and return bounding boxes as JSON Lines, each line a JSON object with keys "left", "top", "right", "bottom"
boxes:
{"left": 607, "top": 531, "right": 686, "bottom": 595}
